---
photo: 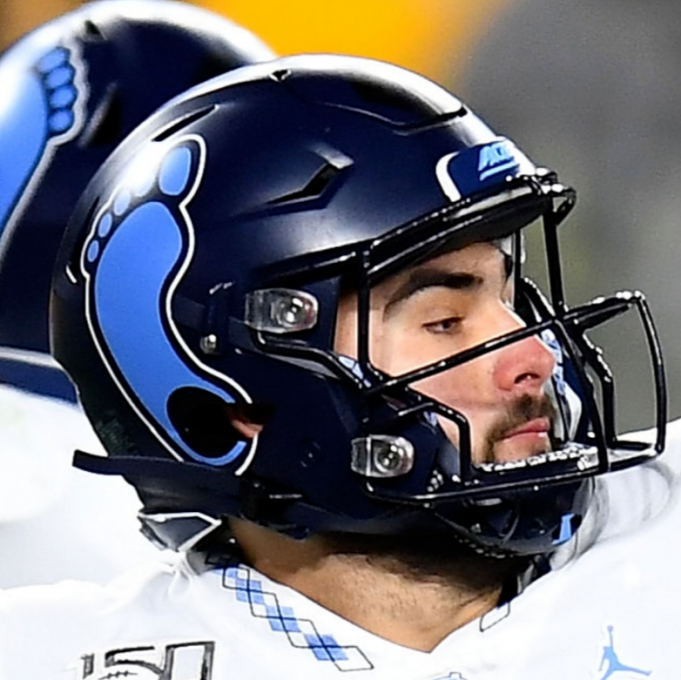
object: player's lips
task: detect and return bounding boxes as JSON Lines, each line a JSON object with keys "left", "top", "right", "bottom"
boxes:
{"left": 500, "top": 417, "right": 551, "bottom": 441}
{"left": 492, "top": 417, "right": 552, "bottom": 463}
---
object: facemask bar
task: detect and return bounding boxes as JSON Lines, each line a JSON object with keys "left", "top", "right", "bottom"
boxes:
{"left": 521, "top": 191, "right": 666, "bottom": 456}
{"left": 522, "top": 280, "right": 666, "bottom": 456}
{"left": 245, "top": 176, "right": 665, "bottom": 504}
{"left": 348, "top": 221, "right": 665, "bottom": 505}
{"left": 359, "top": 293, "right": 662, "bottom": 506}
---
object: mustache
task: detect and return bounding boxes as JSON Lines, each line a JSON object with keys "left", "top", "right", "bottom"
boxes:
{"left": 480, "top": 394, "right": 558, "bottom": 463}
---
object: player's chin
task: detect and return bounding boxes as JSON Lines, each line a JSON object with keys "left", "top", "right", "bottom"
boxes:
{"left": 492, "top": 431, "right": 552, "bottom": 464}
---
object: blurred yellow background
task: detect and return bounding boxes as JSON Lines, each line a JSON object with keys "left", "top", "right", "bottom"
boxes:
{"left": 0, "top": 0, "right": 511, "bottom": 85}
{"left": 199, "top": 0, "right": 510, "bottom": 84}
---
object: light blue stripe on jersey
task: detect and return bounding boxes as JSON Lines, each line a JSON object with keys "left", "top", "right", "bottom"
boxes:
{"left": 222, "top": 565, "right": 373, "bottom": 671}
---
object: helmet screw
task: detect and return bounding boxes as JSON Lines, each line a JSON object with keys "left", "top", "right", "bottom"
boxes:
{"left": 300, "top": 440, "right": 321, "bottom": 469}
{"left": 350, "top": 435, "right": 414, "bottom": 478}
{"left": 377, "top": 446, "right": 402, "bottom": 472}
{"left": 200, "top": 334, "right": 219, "bottom": 355}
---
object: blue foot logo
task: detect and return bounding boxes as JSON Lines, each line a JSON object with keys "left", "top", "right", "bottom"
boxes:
{"left": 0, "top": 42, "right": 84, "bottom": 233}
{"left": 81, "top": 135, "right": 252, "bottom": 467}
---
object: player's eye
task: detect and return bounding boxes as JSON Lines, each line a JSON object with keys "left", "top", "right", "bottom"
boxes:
{"left": 423, "top": 316, "right": 462, "bottom": 334}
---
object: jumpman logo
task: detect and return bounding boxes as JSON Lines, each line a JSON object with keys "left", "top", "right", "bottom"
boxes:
{"left": 598, "top": 626, "right": 651, "bottom": 679}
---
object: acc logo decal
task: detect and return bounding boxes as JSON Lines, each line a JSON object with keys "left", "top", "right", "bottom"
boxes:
{"left": 435, "top": 139, "right": 528, "bottom": 204}
{"left": 477, "top": 141, "right": 518, "bottom": 182}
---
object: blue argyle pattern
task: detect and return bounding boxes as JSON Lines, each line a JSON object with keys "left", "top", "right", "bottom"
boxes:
{"left": 222, "top": 566, "right": 373, "bottom": 671}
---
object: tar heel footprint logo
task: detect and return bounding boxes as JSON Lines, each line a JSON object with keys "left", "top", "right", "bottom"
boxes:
{"left": 80, "top": 641, "right": 215, "bottom": 680}
{"left": 80, "top": 135, "right": 254, "bottom": 469}
{"left": 596, "top": 626, "right": 651, "bottom": 679}
{"left": 0, "top": 40, "right": 87, "bottom": 236}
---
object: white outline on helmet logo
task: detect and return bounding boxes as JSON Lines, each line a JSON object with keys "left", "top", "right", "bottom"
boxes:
{"left": 435, "top": 152, "right": 462, "bottom": 202}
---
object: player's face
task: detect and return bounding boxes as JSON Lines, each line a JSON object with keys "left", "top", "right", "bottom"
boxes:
{"left": 335, "top": 241, "right": 557, "bottom": 464}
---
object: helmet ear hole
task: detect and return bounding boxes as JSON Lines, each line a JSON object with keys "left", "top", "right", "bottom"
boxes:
{"left": 167, "top": 387, "right": 249, "bottom": 459}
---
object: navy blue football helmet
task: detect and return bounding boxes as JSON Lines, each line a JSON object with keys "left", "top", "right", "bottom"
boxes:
{"left": 0, "top": 0, "right": 274, "bottom": 400}
{"left": 51, "top": 55, "right": 666, "bottom": 556}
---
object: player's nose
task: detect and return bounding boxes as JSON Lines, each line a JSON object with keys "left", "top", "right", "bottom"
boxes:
{"left": 492, "top": 307, "right": 556, "bottom": 395}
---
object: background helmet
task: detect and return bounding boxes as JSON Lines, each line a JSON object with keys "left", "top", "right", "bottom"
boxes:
{"left": 0, "top": 0, "right": 274, "bottom": 400}
{"left": 51, "top": 55, "right": 666, "bottom": 556}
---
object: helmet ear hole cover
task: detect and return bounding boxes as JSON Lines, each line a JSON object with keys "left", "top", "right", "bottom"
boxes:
{"left": 52, "top": 54, "right": 666, "bottom": 556}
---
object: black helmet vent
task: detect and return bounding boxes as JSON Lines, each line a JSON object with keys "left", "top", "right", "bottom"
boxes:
{"left": 82, "top": 19, "right": 106, "bottom": 41}
{"left": 152, "top": 106, "right": 216, "bottom": 143}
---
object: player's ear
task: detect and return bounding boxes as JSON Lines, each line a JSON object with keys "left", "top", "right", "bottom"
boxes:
{"left": 229, "top": 417, "right": 263, "bottom": 440}
{"left": 225, "top": 403, "right": 272, "bottom": 440}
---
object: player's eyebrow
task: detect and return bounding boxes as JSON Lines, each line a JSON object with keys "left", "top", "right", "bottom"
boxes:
{"left": 383, "top": 267, "right": 483, "bottom": 316}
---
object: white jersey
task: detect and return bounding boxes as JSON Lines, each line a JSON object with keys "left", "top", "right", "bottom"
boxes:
{"left": 1, "top": 421, "right": 680, "bottom": 679}
{"left": 0, "top": 383, "right": 158, "bottom": 587}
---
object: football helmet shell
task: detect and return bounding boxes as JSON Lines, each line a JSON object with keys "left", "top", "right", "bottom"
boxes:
{"left": 51, "top": 55, "right": 666, "bottom": 556}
